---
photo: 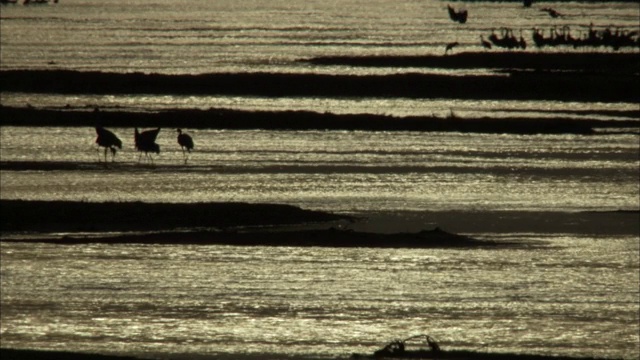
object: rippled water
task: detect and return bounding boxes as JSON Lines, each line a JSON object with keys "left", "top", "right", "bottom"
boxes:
{"left": 1, "top": 0, "right": 639, "bottom": 359}
{"left": 2, "top": 236, "right": 639, "bottom": 359}
{"left": 1, "top": 126, "right": 639, "bottom": 359}
{"left": 1, "top": 0, "right": 638, "bottom": 74}
{"left": 2, "top": 93, "right": 639, "bottom": 121}
{"left": 1, "top": 127, "right": 639, "bottom": 212}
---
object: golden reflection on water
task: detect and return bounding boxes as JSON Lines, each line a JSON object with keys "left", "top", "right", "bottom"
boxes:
{"left": 1, "top": 238, "right": 638, "bottom": 358}
{"left": 1, "top": 93, "right": 638, "bottom": 121}
{"left": 1, "top": 127, "right": 638, "bottom": 212}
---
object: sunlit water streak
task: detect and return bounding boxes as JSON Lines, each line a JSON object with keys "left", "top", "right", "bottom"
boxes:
{"left": 1, "top": 127, "right": 638, "bottom": 212}
{"left": 1, "top": 0, "right": 638, "bottom": 74}
{"left": 2, "top": 93, "right": 639, "bottom": 121}
{"left": 1, "top": 126, "right": 639, "bottom": 358}
{"left": 1, "top": 235, "right": 639, "bottom": 359}
{"left": 1, "top": 1, "right": 639, "bottom": 359}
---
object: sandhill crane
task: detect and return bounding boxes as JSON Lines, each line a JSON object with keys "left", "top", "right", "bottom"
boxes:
{"left": 480, "top": 35, "right": 492, "bottom": 49}
{"left": 134, "top": 127, "right": 161, "bottom": 163}
{"left": 518, "top": 30, "right": 527, "bottom": 49}
{"left": 95, "top": 126, "right": 122, "bottom": 162}
{"left": 176, "top": 128, "right": 194, "bottom": 164}
{"left": 447, "top": 5, "right": 468, "bottom": 24}
{"left": 541, "top": 7, "right": 561, "bottom": 18}
{"left": 445, "top": 41, "right": 459, "bottom": 54}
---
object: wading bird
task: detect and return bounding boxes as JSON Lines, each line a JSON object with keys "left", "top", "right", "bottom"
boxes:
{"left": 95, "top": 126, "right": 122, "bottom": 162}
{"left": 176, "top": 128, "right": 194, "bottom": 164}
{"left": 445, "top": 41, "right": 459, "bottom": 54}
{"left": 135, "top": 127, "right": 161, "bottom": 163}
{"left": 541, "top": 7, "right": 562, "bottom": 18}
{"left": 480, "top": 35, "right": 492, "bottom": 49}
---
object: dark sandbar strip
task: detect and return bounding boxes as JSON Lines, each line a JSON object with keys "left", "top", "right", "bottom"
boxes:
{"left": 1, "top": 64, "right": 638, "bottom": 103}
{"left": 302, "top": 52, "right": 640, "bottom": 74}
{"left": 0, "top": 200, "right": 351, "bottom": 234}
{"left": 0, "top": 348, "right": 620, "bottom": 360}
{"left": 0, "top": 227, "right": 511, "bottom": 249}
{"left": 3, "top": 106, "right": 630, "bottom": 134}
{"left": 0, "top": 349, "right": 140, "bottom": 360}
{"left": 0, "top": 200, "right": 514, "bottom": 249}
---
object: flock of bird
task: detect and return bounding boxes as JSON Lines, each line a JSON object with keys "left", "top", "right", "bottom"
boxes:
{"left": 444, "top": 2, "right": 639, "bottom": 53}
{"left": 532, "top": 25, "right": 640, "bottom": 51}
{"left": 95, "top": 127, "right": 194, "bottom": 164}
{"left": 482, "top": 29, "right": 528, "bottom": 50}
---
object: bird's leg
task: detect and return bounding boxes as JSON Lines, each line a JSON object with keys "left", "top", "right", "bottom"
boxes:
{"left": 104, "top": 147, "right": 108, "bottom": 163}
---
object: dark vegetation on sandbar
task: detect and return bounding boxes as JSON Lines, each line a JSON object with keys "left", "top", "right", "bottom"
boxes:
{"left": 4, "top": 106, "right": 639, "bottom": 135}
{"left": 0, "top": 200, "right": 351, "bottom": 234}
{"left": 1, "top": 58, "right": 638, "bottom": 103}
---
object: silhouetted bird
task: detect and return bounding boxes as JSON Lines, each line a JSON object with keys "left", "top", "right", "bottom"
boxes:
{"left": 541, "top": 7, "right": 561, "bottom": 18}
{"left": 135, "top": 127, "right": 160, "bottom": 163}
{"left": 518, "top": 31, "right": 527, "bottom": 49}
{"left": 480, "top": 35, "right": 492, "bottom": 49}
{"left": 445, "top": 41, "right": 459, "bottom": 54}
{"left": 447, "top": 5, "right": 468, "bottom": 24}
{"left": 176, "top": 128, "right": 194, "bottom": 163}
{"left": 427, "top": 336, "right": 441, "bottom": 353}
{"left": 95, "top": 126, "right": 122, "bottom": 162}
